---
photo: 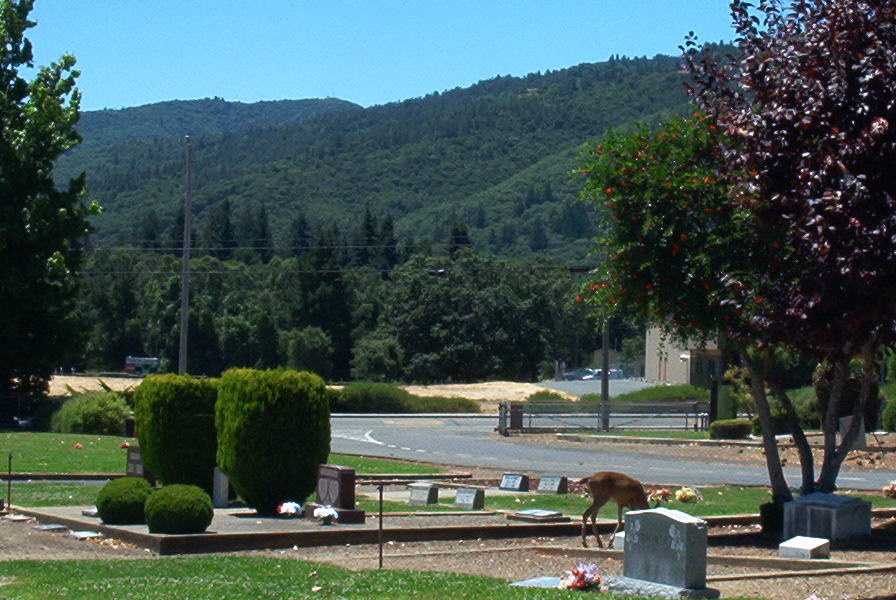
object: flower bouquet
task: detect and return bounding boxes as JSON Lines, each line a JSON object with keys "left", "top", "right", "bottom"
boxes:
{"left": 648, "top": 487, "right": 672, "bottom": 505}
{"left": 276, "top": 502, "right": 302, "bottom": 518}
{"left": 313, "top": 505, "right": 338, "bottom": 525}
{"left": 559, "top": 562, "right": 601, "bottom": 591}
{"left": 883, "top": 481, "right": 896, "bottom": 499}
{"left": 675, "top": 487, "right": 703, "bottom": 503}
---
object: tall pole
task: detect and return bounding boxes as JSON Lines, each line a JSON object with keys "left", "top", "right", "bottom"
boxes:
{"left": 178, "top": 136, "right": 194, "bottom": 375}
{"left": 600, "top": 321, "right": 610, "bottom": 431}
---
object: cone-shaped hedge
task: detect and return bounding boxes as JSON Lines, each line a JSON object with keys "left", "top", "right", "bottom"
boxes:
{"left": 216, "top": 369, "right": 330, "bottom": 515}
{"left": 134, "top": 374, "right": 218, "bottom": 494}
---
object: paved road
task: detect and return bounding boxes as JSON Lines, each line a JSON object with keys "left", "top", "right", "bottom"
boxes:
{"left": 331, "top": 415, "right": 893, "bottom": 491}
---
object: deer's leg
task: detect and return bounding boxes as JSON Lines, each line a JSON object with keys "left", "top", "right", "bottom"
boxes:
{"left": 581, "top": 504, "right": 596, "bottom": 548}
{"left": 591, "top": 509, "right": 604, "bottom": 548}
{"left": 608, "top": 503, "right": 624, "bottom": 546}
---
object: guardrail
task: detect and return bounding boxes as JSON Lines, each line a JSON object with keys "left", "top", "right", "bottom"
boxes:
{"left": 496, "top": 401, "right": 709, "bottom": 436}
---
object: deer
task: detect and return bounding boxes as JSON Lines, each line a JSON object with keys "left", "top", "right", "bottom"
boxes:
{"left": 578, "top": 471, "right": 649, "bottom": 548}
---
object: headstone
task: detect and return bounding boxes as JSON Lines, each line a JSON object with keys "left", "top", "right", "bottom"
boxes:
{"left": 408, "top": 483, "right": 439, "bottom": 505}
{"left": 499, "top": 473, "right": 529, "bottom": 491}
{"left": 454, "top": 487, "right": 485, "bottom": 510}
{"left": 537, "top": 476, "right": 568, "bottom": 494}
{"left": 212, "top": 466, "right": 229, "bottom": 508}
{"left": 82, "top": 507, "right": 98, "bottom": 518}
{"left": 780, "top": 536, "right": 830, "bottom": 559}
{"left": 612, "top": 531, "right": 626, "bottom": 550}
{"left": 839, "top": 416, "right": 867, "bottom": 451}
{"left": 606, "top": 507, "right": 719, "bottom": 599}
{"left": 69, "top": 531, "right": 102, "bottom": 540}
{"left": 316, "top": 464, "right": 356, "bottom": 509}
{"left": 303, "top": 464, "right": 365, "bottom": 524}
{"left": 783, "top": 493, "right": 871, "bottom": 544}
{"left": 125, "top": 446, "right": 156, "bottom": 485}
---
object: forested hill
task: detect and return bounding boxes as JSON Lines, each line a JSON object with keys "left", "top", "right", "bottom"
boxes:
{"left": 59, "top": 53, "right": 694, "bottom": 263}
{"left": 70, "top": 97, "right": 361, "bottom": 151}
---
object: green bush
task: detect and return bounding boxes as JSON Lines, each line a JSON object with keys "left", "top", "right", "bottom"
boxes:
{"left": 709, "top": 419, "right": 752, "bottom": 440}
{"left": 602, "top": 384, "right": 711, "bottom": 404}
{"left": 50, "top": 391, "right": 131, "bottom": 435}
{"left": 814, "top": 363, "right": 882, "bottom": 430}
{"left": 144, "top": 484, "right": 214, "bottom": 534}
{"left": 882, "top": 399, "right": 896, "bottom": 432}
{"left": 96, "top": 477, "right": 152, "bottom": 525}
{"left": 331, "top": 382, "right": 478, "bottom": 413}
{"left": 331, "top": 382, "right": 411, "bottom": 412}
{"left": 134, "top": 375, "right": 218, "bottom": 494}
{"left": 216, "top": 369, "right": 330, "bottom": 515}
{"left": 752, "top": 405, "right": 790, "bottom": 436}
{"left": 526, "top": 390, "right": 568, "bottom": 403}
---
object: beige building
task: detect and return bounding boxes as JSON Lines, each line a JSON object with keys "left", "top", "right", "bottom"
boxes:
{"left": 644, "top": 326, "right": 724, "bottom": 387}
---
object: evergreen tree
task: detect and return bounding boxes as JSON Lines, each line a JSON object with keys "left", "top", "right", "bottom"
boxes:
{"left": 0, "top": 0, "right": 97, "bottom": 405}
{"left": 286, "top": 210, "right": 313, "bottom": 258}
{"left": 448, "top": 221, "right": 472, "bottom": 256}
{"left": 201, "top": 199, "right": 236, "bottom": 260}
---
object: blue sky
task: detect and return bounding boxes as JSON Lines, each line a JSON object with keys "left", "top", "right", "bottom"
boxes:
{"left": 28, "top": 1, "right": 736, "bottom": 112}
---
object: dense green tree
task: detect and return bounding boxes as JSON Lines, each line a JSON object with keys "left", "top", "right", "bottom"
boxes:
{"left": 201, "top": 199, "right": 236, "bottom": 260}
{"left": 0, "top": 0, "right": 97, "bottom": 408}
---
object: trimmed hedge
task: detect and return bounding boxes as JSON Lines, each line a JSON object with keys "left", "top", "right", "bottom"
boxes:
{"left": 134, "top": 375, "right": 218, "bottom": 494}
{"left": 216, "top": 369, "right": 330, "bottom": 515}
{"left": 96, "top": 477, "right": 152, "bottom": 525}
{"left": 51, "top": 391, "right": 130, "bottom": 435}
{"left": 709, "top": 419, "right": 752, "bottom": 440}
{"left": 331, "top": 382, "right": 478, "bottom": 413}
{"left": 144, "top": 484, "right": 214, "bottom": 534}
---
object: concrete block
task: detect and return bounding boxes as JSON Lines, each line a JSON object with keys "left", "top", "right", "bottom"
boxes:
{"left": 780, "top": 536, "right": 830, "bottom": 559}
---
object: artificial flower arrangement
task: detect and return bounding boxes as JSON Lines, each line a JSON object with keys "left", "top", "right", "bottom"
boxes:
{"left": 558, "top": 562, "right": 601, "bottom": 591}
{"left": 276, "top": 502, "right": 302, "bottom": 518}
{"left": 648, "top": 487, "right": 672, "bottom": 505}
{"left": 883, "top": 481, "right": 896, "bottom": 499}
{"left": 313, "top": 505, "right": 338, "bottom": 525}
{"left": 675, "top": 487, "right": 703, "bottom": 503}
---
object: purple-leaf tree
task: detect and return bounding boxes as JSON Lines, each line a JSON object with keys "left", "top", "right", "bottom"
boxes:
{"left": 684, "top": 0, "right": 896, "bottom": 493}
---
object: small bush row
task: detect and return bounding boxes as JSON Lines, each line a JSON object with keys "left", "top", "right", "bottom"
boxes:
{"left": 50, "top": 391, "right": 130, "bottom": 435}
{"left": 709, "top": 419, "right": 752, "bottom": 440}
{"left": 95, "top": 478, "right": 213, "bottom": 534}
{"left": 330, "top": 382, "right": 478, "bottom": 413}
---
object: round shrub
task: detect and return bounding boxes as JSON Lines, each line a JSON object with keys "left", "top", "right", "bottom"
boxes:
{"left": 96, "top": 477, "right": 152, "bottom": 525}
{"left": 144, "top": 484, "right": 214, "bottom": 534}
{"left": 709, "top": 419, "right": 752, "bottom": 440}
{"left": 51, "top": 391, "right": 130, "bottom": 435}
{"left": 216, "top": 369, "right": 330, "bottom": 515}
{"left": 134, "top": 375, "right": 218, "bottom": 494}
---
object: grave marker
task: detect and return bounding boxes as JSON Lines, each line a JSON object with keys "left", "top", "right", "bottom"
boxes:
{"left": 125, "top": 446, "right": 156, "bottom": 485}
{"left": 780, "top": 536, "right": 830, "bottom": 559}
{"left": 607, "top": 507, "right": 719, "bottom": 599}
{"left": 783, "top": 493, "right": 871, "bottom": 544}
{"left": 454, "top": 487, "right": 485, "bottom": 510}
{"left": 536, "top": 476, "right": 568, "bottom": 494}
{"left": 506, "top": 508, "right": 569, "bottom": 523}
{"left": 303, "top": 464, "right": 365, "bottom": 524}
{"left": 408, "top": 483, "right": 439, "bottom": 505}
{"left": 499, "top": 473, "right": 529, "bottom": 491}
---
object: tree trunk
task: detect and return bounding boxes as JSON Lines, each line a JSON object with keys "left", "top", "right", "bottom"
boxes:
{"left": 817, "top": 349, "right": 877, "bottom": 492}
{"left": 766, "top": 356, "right": 815, "bottom": 495}
{"left": 741, "top": 349, "right": 792, "bottom": 503}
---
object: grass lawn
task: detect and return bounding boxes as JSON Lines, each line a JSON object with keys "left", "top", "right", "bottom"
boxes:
{"left": 0, "top": 431, "right": 447, "bottom": 476}
{"left": 0, "top": 556, "right": 578, "bottom": 600}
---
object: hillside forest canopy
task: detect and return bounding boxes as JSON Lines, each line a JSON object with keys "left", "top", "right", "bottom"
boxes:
{"left": 53, "top": 51, "right": 702, "bottom": 384}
